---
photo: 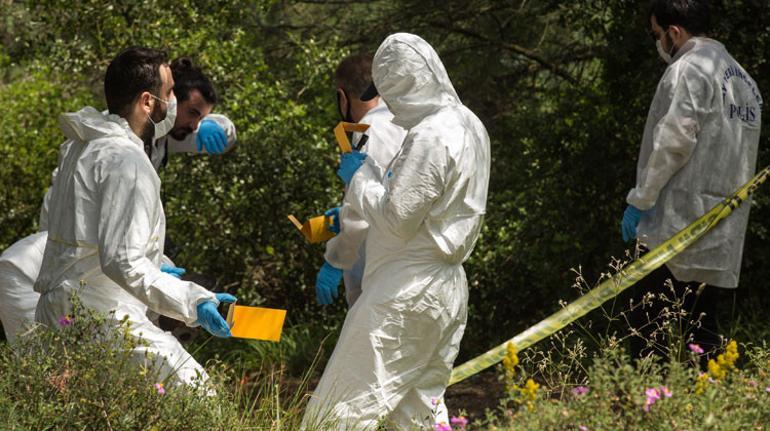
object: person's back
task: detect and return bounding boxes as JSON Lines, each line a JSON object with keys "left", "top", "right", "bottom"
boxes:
{"left": 633, "top": 37, "right": 762, "bottom": 287}
{"left": 304, "top": 33, "right": 490, "bottom": 430}
{"left": 0, "top": 232, "right": 46, "bottom": 342}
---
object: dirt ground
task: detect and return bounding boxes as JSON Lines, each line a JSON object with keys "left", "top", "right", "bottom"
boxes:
{"left": 444, "top": 369, "right": 505, "bottom": 420}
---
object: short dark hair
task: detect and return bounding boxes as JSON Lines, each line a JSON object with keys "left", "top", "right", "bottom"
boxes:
{"left": 104, "top": 47, "right": 168, "bottom": 117}
{"left": 335, "top": 53, "right": 373, "bottom": 100}
{"left": 170, "top": 57, "right": 218, "bottom": 105}
{"left": 649, "top": 0, "right": 711, "bottom": 35}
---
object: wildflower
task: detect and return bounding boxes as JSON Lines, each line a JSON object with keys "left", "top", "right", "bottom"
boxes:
{"left": 688, "top": 343, "right": 704, "bottom": 354}
{"left": 571, "top": 386, "right": 590, "bottom": 396}
{"left": 450, "top": 416, "right": 468, "bottom": 429}
{"left": 434, "top": 422, "right": 451, "bottom": 431}
{"left": 579, "top": 426, "right": 589, "bottom": 431}
{"left": 154, "top": 383, "right": 166, "bottom": 395}
{"left": 694, "top": 372, "right": 710, "bottom": 395}
{"left": 502, "top": 342, "right": 519, "bottom": 377}
{"left": 643, "top": 387, "right": 661, "bottom": 412}
{"left": 766, "top": 387, "right": 770, "bottom": 393}
{"left": 431, "top": 397, "right": 440, "bottom": 407}
{"left": 58, "top": 315, "right": 74, "bottom": 327}
{"left": 707, "top": 358, "right": 726, "bottom": 380}
{"left": 521, "top": 379, "right": 539, "bottom": 402}
{"left": 659, "top": 385, "right": 672, "bottom": 398}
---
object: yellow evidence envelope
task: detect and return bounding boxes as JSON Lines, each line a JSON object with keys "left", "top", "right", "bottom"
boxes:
{"left": 225, "top": 304, "right": 286, "bottom": 342}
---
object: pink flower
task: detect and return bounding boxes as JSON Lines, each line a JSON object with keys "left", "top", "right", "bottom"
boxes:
{"left": 154, "top": 383, "right": 166, "bottom": 395}
{"left": 450, "top": 416, "right": 468, "bottom": 429}
{"left": 643, "top": 387, "right": 661, "bottom": 412}
{"left": 748, "top": 380, "right": 758, "bottom": 387}
{"left": 765, "top": 386, "right": 770, "bottom": 392}
{"left": 434, "top": 422, "right": 451, "bottom": 431}
{"left": 431, "top": 397, "right": 440, "bottom": 407}
{"left": 579, "top": 426, "right": 589, "bottom": 431}
{"left": 659, "top": 386, "right": 672, "bottom": 398}
{"left": 58, "top": 315, "right": 73, "bottom": 327}
{"left": 688, "top": 343, "right": 704, "bottom": 354}
{"left": 571, "top": 386, "right": 590, "bottom": 396}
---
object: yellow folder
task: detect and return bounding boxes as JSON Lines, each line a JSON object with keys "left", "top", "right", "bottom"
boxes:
{"left": 287, "top": 214, "right": 336, "bottom": 243}
{"left": 225, "top": 304, "right": 286, "bottom": 342}
{"left": 334, "top": 121, "right": 370, "bottom": 153}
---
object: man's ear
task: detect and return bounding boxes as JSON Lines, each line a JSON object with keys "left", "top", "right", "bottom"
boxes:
{"left": 337, "top": 87, "right": 348, "bottom": 116}
{"left": 139, "top": 91, "right": 154, "bottom": 115}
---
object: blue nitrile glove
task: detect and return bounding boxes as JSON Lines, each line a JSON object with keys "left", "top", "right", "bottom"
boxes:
{"left": 337, "top": 152, "right": 368, "bottom": 185}
{"left": 195, "top": 293, "right": 237, "bottom": 338}
{"left": 621, "top": 204, "right": 648, "bottom": 242}
{"left": 325, "top": 207, "right": 341, "bottom": 234}
{"left": 315, "top": 261, "right": 343, "bottom": 305}
{"left": 160, "top": 263, "right": 186, "bottom": 279}
{"left": 196, "top": 119, "right": 228, "bottom": 154}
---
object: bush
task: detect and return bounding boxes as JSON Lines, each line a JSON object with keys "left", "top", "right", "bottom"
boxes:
{"left": 0, "top": 300, "right": 314, "bottom": 430}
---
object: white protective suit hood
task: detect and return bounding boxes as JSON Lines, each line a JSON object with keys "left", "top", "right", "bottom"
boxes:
{"left": 58, "top": 106, "right": 142, "bottom": 146}
{"left": 372, "top": 33, "right": 461, "bottom": 129}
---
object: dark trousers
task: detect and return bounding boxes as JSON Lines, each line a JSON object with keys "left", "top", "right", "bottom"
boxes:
{"left": 629, "top": 264, "right": 723, "bottom": 362}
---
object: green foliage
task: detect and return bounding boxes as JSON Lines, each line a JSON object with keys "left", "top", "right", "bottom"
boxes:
{"left": 0, "top": 67, "right": 94, "bottom": 249}
{"left": 0, "top": 302, "right": 267, "bottom": 430}
{"left": 478, "top": 342, "right": 770, "bottom": 430}
{"left": 1, "top": 0, "right": 769, "bottom": 360}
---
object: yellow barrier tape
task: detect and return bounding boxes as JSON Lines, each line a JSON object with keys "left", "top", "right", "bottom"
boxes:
{"left": 448, "top": 166, "right": 770, "bottom": 386}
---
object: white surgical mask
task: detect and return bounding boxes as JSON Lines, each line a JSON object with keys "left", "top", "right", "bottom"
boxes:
{"left": 655, "top": 30, "right": 676, "bottom": 64}
{"left": 148, "top": 95, "right": 177, "bottom": 140}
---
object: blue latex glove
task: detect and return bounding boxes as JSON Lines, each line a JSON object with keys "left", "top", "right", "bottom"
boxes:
{"left": 621, "top": 205, "right": 648, "bottom": 242}
{"left": 196, "top": 119, "right": 228, "bottom": 154}
{"left": 195, "top": 293, "right": 238, "bottom": 338}
{"left": 337, "top": 152, "right": 367, "bottom": 185}
{"left": 325, "top": 207, "right": 341, "bottom": 234}
{"left": 315, "top": 261, "right": 343, "bottom": 305}
{"left": 160, "top": 263, "right": 186, "bottom": 279}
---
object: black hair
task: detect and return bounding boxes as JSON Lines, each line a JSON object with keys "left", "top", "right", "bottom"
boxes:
{"left": 104, "top": 47, "right": 168, "bottom": 117}
{"left": 649, "top": 0, "right": 711, "bottom": 35}
{"left": 335, "top": 53, "right": 374, "bottom": 99}
{"left": 170, "top": 57, "right": 218, "bottom": 105}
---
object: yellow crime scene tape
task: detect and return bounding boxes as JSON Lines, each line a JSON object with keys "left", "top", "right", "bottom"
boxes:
{"left": 448, "top": 166, "right": 770, "bottom": 386}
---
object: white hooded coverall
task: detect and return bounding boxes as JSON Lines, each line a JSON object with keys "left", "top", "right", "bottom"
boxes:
{"left": 324, "top": 99, "right": 406, "bottom": 306}
{"left": 0, "top": 232, "right": 47, "bottom": 343}
{"left": 304, "top": 33, "right": 491, "bottom": 430}
{"left": 0, "top": 114, "right": 235, "bottom": 344}
{"left": 629, "top": 37, "right": 763, "bottom": 288}
{"left": 34, "top": 107, "right": 219, "bottom": 386}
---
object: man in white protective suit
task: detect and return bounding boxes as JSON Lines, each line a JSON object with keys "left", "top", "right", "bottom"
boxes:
{"left": 622, "top": 0, "right": 762, "bottom": 359}
{"left": 303, "top": 33, "right": 491, "bottom": 429}
{"left": 315, "top": 53, "right": 406, "bottom": 307}
{"left": 33, "top": 47, "right": 236, "bottom": 386}
{"left": 0, "top": 56, "right": 236, "bottom": 345}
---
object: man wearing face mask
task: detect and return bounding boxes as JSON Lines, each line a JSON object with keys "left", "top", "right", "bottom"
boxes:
{"left": 622, "top": 0, "right": 762, "bottom": 359}
{"left": 33, "top": 47, "right": 236, "bottom": 386}
{"left": 0, "top": 57, "right": 236, "bottom": 345}
{"left": 316, "top": 53, "right": 406, "bottom": 307}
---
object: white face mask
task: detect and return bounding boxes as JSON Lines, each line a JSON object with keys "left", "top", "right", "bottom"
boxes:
{"left": 655, "top": 30, "right": 676, "bottom": 64}
{"left": 148, "top": 95, "right": 177, "bottom": 140}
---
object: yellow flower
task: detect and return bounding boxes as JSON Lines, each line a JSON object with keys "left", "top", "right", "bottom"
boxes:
{"left": 694, "top": 372, "right": 710, "bottom": 395}
{"left": 707, "top": 340, "right": 740, "bottom": 380}
{"left": 520, "top": 378, "right": 540, "bottom": 402}
{"left": 502, "top": 343, "right": 519, "bottom": 376}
